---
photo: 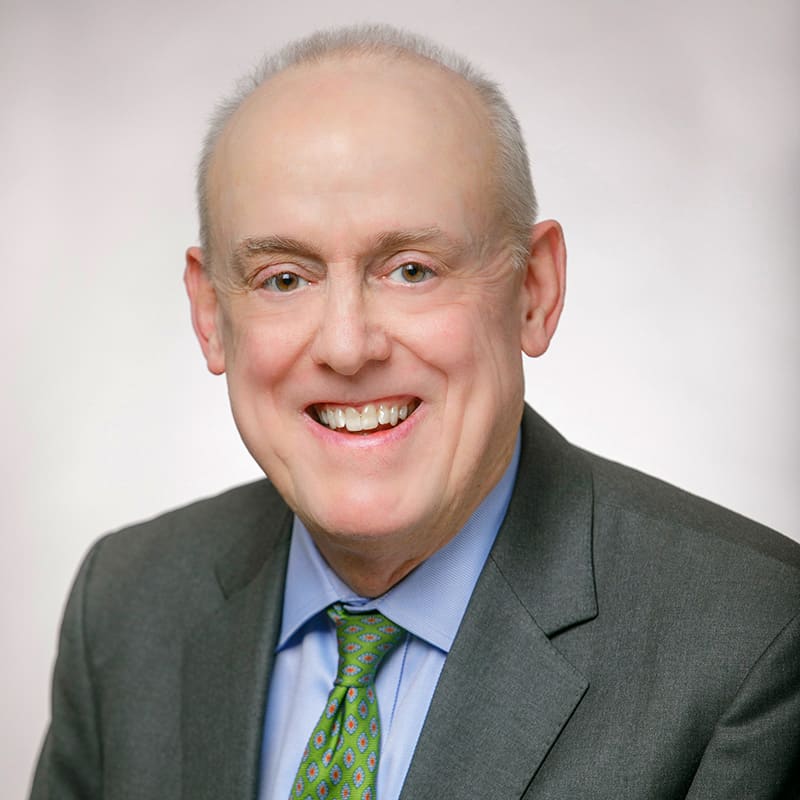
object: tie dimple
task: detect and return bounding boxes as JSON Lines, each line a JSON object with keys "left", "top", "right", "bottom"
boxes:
{"left": 289, "top": 605, "right": 406, "bottom": 800}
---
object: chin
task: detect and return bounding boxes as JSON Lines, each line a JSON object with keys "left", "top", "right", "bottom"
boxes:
{"left": 308, "top": 508, "right": 416, "bottom": 542}
{"left": 297, "top": 490, "right": 429, "bottom": 544}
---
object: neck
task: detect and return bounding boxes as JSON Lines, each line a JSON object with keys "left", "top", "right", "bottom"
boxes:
{"left": 303, "top": 432, "right": 519, "bottom": 597}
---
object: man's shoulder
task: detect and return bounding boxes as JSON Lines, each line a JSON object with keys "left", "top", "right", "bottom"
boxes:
{"left": 520, "top": 406, "right": 799, "bottom": 578}
{"left": 583, "top": 447, "right": 800, "bottom": 575}
{"left": 73, "top": 479, "right": 290, "bottom": 640}
{"left": 93, "top": 478, "right": 288, "bottom": 571}
{"left": 520, "top": 407, "right": 799, "bottom": 635}
{"left": 573, "top": 448, "right": 800, "bottom": 643}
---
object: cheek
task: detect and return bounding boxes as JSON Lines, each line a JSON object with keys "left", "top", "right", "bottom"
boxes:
{"left": 221, "top": 313, "right": 310, "bottom": 473}
{"left": 401, "top": 291, "right": 522, "bottom": 379}
{"left": 223, "top": 308, "right": 308, "bottom": 395}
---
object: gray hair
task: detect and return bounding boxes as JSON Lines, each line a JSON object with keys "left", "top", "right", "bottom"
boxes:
{"left": 196, "top": 24, "right": 537, "bottom": 272}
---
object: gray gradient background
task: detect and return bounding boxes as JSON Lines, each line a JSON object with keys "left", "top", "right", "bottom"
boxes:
{"left": 2, "top": 0, "right": 798, "bottom": 794}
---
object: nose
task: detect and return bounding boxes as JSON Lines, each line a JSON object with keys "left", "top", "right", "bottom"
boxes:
{"left": 309, "top": 276, "right": 391, "bottom": 375}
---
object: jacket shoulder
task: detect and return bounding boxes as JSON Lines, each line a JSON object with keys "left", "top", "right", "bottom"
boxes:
{"left": 93, "top": 478, "right": 286, "bottom": 571}
{"left": 578, "top": 451, "right": 800, "bottom": 658}
{"left": 583, "top": 449, "right": 800, "bottom": 573}
{"left": 77, "top": 479, "right": 290, "bottom": 651}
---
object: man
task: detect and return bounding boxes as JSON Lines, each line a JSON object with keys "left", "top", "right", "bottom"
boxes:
{"left": 31, "top": 25, "right": 799, "bottom": 800}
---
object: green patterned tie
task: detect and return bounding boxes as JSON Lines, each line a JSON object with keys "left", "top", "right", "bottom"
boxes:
{"left": 289, "top": 604, "right": 406, "bottom": 800}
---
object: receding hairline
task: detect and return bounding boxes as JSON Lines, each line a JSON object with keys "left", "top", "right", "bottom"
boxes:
{"left": 215, "top": 46, "right": 494, "bottom": 169}
{"left": 196, "top": 24, "right": 537, "bottom": 274}
{"left": 236, "top": 46, "right": 487, "bottom": 116}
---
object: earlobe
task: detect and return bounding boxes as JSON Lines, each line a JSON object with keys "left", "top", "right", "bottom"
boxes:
{"left": 184, "top": 247, "right": 226, "bottom": 375}
{"left": 519, "top": 220, "right": 567, "bottom": 357}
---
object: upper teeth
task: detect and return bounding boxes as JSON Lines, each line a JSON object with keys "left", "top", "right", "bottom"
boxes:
{"left": 316, "top": 402, "right": 413, "bottom": 432}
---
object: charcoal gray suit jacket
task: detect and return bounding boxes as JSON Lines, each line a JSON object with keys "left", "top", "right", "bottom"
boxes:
{"left": 31, "top": 406, "right": 800, "bottom": 798}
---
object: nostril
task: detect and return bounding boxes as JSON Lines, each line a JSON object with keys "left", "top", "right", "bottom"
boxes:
{"left": 309, "top": 298, "right": 390, "bottom": 374}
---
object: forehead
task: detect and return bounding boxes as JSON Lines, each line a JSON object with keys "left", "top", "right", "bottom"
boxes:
{"left": 207, "top": 55, "right": 497, "bottom": 255}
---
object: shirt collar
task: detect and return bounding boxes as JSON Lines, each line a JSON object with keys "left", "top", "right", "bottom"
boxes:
{"left": 278, "top": 431, "right": 521, "bottom": 654}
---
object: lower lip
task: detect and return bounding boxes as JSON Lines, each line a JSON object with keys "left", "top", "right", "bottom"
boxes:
{"left": 303, "top": 404, "right": 424, "bottom": 449}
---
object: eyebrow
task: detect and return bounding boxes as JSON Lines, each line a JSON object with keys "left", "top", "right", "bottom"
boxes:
{"left": 373, "top": 227, "right": 460, "bottom": 256}
{"left": 231, "top": 235, "right": 322, "bottom": 278}
{"left": 230, "top": 226, "right": 467, "bottom": 279}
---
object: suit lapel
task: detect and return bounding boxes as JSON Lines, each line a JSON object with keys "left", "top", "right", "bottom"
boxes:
{"left": 400, "top": 407, "right": 597, "bottom": 799}
{"left": 181, "top": 503, "right": 293, "bottom": 800}
{"left": 399, "top": 560, "right": 589, "bottom": 799}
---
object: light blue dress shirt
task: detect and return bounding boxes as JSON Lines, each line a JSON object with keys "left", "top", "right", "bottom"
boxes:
{"left": 258, "top": 434, "right": 520, "bottom": 800}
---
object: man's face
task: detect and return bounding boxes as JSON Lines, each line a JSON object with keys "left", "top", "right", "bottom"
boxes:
{"left": 187, "top": 56, "right": 563, "bottom": 587}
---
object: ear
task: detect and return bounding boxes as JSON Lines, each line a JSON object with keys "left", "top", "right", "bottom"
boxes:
{"left": 184, "top": 247, "right": 226, "bottom": 375}
{"left": 519, "top": 219, "right": 567, "bottom": 357}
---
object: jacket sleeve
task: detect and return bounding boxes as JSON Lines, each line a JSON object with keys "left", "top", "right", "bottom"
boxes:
{"left": 685, "top": 609, "right": 800, "bottom": 799}
{"left": 29, "top": 542, "right": 103, "bottom": 800}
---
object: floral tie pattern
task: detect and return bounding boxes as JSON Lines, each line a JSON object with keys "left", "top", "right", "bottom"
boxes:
{"left": 289, "top": 605, "right": 406, "bottom": 800}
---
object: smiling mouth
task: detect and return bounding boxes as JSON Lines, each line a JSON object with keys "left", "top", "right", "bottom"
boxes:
{"left": 311, "top": 399, "right": 420, "bottom": 433}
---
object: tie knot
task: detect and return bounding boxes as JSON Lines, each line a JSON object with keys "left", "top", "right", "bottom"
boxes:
{"left": 328, "top": 605, "right": 405, "bottom": 687}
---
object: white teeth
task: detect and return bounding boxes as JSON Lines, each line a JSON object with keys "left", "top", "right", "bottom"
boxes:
{"left": 345, "top": 407, "right": 362, "bottom": 432}
{"left": 361, "top": 404, "right": 378, "bottom": 430}
{"left": 316, "top": 402, "right": 415, "bottom": 431}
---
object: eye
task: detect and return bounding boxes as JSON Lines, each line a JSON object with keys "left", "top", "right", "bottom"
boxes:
{"left": 387, "top": 262, "right": 434, "bottom": 284}
{"left": 262, "top": 271, "right": 309, "bottom": 292}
